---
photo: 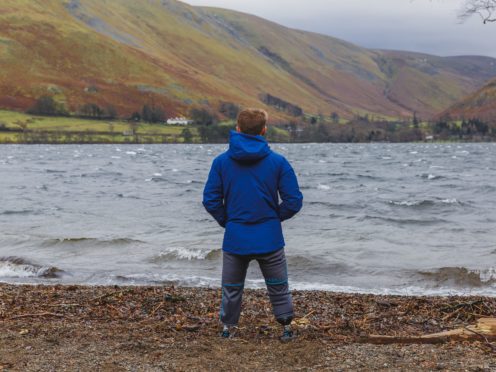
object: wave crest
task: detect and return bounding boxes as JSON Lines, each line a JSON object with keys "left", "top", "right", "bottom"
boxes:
{"left": 418, "top": 267, "right": 496, "bottom": 288}
{"left": 388, "top": 198, "right": 464, "bottom": 208}
{"left": 42, "top": 237, "right": 144, "bottom": 247}
{"left": 150, "top": 248, "right": 221, "bottom": 262}
{"left": 0, "top": 257, "right": 64, "bottom": 278}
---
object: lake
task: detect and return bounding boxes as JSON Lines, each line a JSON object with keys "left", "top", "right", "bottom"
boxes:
{"left": 1, "top": 143, "right": 495, "bottom": 296}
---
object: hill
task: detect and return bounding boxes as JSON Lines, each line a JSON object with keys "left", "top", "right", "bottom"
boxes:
{"left": 1, "top": 0, "right": 495, "bottom": 120}
{"left": 439, "top": 78, "right": 496, "bottom": 122}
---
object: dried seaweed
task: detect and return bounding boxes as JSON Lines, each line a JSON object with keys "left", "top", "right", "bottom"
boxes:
{"left": 1, "top": 284, "right": 495, "bottom": 345}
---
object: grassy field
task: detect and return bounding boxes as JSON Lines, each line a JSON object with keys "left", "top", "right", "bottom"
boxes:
{"left": 0, "top": 110, "right": 196, "bottom": 144}
{"left": 0, "top": 110, "right": 298, "bottom": 144}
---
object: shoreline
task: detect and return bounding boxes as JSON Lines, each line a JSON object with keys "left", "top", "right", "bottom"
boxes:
{"left": 1, "top": 280, "right": 496, "bottom": 298}
{"left": 1, "top": 283, "right": 495, "bottom": 370}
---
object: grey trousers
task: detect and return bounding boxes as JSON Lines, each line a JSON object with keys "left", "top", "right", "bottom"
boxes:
{"left": 220, "top": 248, "right": 294, "bottom": 326}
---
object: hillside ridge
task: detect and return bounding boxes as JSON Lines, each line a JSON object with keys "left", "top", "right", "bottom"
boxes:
{"left": 0, "top": 0, "right": 495, "bottom": 120}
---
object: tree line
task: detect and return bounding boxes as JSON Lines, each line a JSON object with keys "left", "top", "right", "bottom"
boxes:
{"left": 25, "top": 96, "right": 233, "bottom": 125}
{"left": 14, "top": 95, "right": 496, "bottom": 144}
{"left": 27, "top": 96, "right": 163, "bottom": 122}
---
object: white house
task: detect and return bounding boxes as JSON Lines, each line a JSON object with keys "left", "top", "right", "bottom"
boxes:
{"left": 166, "top": 117, "right": 193, "bottom": 125}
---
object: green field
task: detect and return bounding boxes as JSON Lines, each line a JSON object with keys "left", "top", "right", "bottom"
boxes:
{"left": 0, "top": 110, "right": 197, "bottom": 144}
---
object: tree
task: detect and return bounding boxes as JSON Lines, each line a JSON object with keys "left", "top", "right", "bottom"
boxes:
{"left": 130, "top": 111, "right": 141, "bottom": 122}
{"left": 260, "top": 94, "right": 303, "bottom": 117}
{"left": 413, "top": 111, "right": 420, "bottom": 128}
{"left": 142, "top": 104, "right": 153, "bottom": 123}
{"left": 181, "top": 128, "right": 193, "bottom": 143}
{"left": 27, "top": 96, "right": 68, "bottom": 116}
{"left": 459, "top": 0, "right": 496, "bottom": 23}
{"left": 105, "top": 105, "right": 117, "bottom": 120}
{"left": 129, "top": 121, "right": 139, "bottom": 143}
{"left": 79, "top": 103, "right": 104, "bottom": 119}
{"left": 197, "top": 124, "right": 232, "bottom": 142}
{"left": 14, "top": 120, "right": 28, "bottom": 142}
{"left": 190, "top": 108, "right": 218, "bottom": 126}
{"left": 142, "top": 104, "right": 165, "bottom": 123}
{"left": 219, "top": 102, "right": 240, "bottom": 120}
{"left": 331, "top": 112, "right": 340, "bottom": 124}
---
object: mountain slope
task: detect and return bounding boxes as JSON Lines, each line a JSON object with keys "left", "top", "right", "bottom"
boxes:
{"left": 440, "top": 78, "right": 496, "bottom": 122}
{"left": 0, "top": 0, "right": 495, "bottom": 120}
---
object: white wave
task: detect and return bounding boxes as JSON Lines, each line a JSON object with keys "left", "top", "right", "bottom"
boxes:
{"left": 420, "top": 173, "right": 441, "bottom": 180}
{"left": 126, "top": 151, "right": 137, "bottom": 155}
{"left": 153, "top": 173, "right": 162, "bottom": 177}
{"left": 389, "top": 200, "right": 421, "bottom": 207}
{"left": 441, "top": 198, "right": 459, "bottom": 204}
{"left": 389, "top": 199, "right": 460, "bottom": 207}
{"left": 0, "top": 260, "right": 57, "bottom": 278}
{"left": 98, "top": 274, "right": 496, "bottom": 297}
{"left": 289, "top": 282, "right": 496, "bottom": 297}
{"left": 113, "top": 273, "right": 262, "bottom": 288}
{"left": 317, "top": 184, "right": 330, "bottom": 190}
{"left": 156, "top": 247, "right": 217, "bottom": 261}
{"left": 172, "top": 168, "right": 179, "bottom": 172}
{"left": 479, "top": 267, "right": 496, "bottom": 283}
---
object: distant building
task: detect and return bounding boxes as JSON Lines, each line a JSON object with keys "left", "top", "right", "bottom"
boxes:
{"left": 166, "top": 117, "right": 193, "bottom": 125}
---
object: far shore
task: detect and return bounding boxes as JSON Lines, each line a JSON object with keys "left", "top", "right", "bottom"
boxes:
{"left": 1, "top": 283, "right": 495, "bottom": 370}
{"left": 2, "top": 109, "right": 495, "bottom": 145}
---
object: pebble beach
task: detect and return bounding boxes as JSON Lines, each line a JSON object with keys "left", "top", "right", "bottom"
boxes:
{"left": 1, "top": 284, "right": 495, "bottom": 371}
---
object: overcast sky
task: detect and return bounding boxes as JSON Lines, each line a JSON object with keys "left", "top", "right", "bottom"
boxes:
{"left": 183, "top": 0, "right": 495, "bottom": 58}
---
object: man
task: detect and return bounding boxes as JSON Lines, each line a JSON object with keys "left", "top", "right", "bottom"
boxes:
{"left": 203, "top": 108, "right": 303, "bottom": 341}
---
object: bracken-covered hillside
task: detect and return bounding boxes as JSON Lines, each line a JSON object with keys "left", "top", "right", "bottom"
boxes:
{"left": 0, "top": 0, "right": 495, "bottom": 120}
{"left": 440, "top": 78, "right": 496, "bottom": 122}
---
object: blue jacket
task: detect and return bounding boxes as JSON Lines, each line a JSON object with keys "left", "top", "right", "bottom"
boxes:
{"left": 203, "top": 130, "right": 303, "bottom": 255}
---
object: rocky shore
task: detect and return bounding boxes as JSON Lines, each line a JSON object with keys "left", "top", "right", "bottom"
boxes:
{"left": 0, "top": 284, "right": 495, "bottom": 371}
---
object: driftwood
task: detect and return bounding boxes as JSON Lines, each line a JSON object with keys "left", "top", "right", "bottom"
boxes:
{"left": 9, "top": 312, "right": 64, "bottom": 320}
{"left": 361, "top": 317, "right": 496, "bottom": 345}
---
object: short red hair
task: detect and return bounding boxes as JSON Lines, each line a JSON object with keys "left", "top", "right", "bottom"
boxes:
{"left": 237, "top": 108, "right": 268, "bottom": 135}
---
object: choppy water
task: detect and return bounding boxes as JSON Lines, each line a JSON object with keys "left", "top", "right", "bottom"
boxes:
{"left": 1, "top": 143, "right": 495, "bottom": 296}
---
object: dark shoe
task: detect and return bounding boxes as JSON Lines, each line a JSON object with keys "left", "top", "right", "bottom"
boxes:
{"left": 280, "top": 327, "right": 295, "bottom": 342}
{"left": 220, "top": 325, "right": 237, "bottom": 339}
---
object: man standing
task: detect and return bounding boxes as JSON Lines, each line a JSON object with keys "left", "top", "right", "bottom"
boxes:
{"left": 203, "top": 108, "right": 303, "bottom": 341}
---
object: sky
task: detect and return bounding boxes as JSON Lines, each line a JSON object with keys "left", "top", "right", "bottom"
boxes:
{"left": 183, "top": 0, "right": 496, "bottom": 58}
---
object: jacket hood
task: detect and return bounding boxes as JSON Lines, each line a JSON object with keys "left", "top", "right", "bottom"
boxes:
{"left": 228, "top": 130, "right": 271, "bottom": 163}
